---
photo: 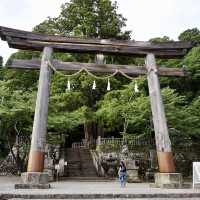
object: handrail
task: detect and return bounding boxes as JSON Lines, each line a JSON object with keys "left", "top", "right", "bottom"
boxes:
{"left": 72, "top": 139, "right": 96, "bottom": 149}
{"left": 98, "top": 136, "right": 155, "bottom": 146}
{"left": 90, "top": 150, "right": 105, "bottom": 177}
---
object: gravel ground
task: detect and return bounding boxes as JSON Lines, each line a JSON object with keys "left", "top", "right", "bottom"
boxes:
{"left": 0, "top": 176, "right": 200, "bottom": 199}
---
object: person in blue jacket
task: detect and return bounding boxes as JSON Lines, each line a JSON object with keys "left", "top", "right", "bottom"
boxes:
{"left": 118, "top": 160, "right": 127, "bottom": 187}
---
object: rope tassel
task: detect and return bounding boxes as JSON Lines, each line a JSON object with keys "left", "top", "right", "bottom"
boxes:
{"left": 66, "top": 79, "right": 71, "bottom": 91}
{"left": 92, "top": 80, "right": 96, "bottom": 90}
{"left": 134, "top": 82, "right": 139, "bottom": 93}
{"left": 107, "top": 78, "right": 111, "bottom": 91}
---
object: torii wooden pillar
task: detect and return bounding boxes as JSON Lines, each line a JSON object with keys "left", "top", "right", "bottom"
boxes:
{"left": 27, "top": 47, "right": 53, "bottom": 172}
{"left": 146, "top": 54, "right": 175, "bottom": 173}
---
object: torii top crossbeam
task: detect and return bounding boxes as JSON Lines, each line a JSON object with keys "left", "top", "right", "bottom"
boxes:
{"left": 0, "top": 26, "right": 192, "bottom": 58}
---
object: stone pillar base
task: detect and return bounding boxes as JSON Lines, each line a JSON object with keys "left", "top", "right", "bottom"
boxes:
{"left": 125, "top": 159, "right": 140, "bottom": 183}
{"left": 152, "top": 173, "right": 183, "bottom": 189}
{"left": 15, "top": 183, "right": 50, "bottom": 189}
{"left": 15, "top": 172, "right": 50, "bottom": 189}
{"left": 127, "top": 169, "right": 141, "bottom": 183}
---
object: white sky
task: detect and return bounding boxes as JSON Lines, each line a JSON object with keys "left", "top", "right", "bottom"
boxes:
{"left": 0, "top": 0, "right": 200, "bottom": 63}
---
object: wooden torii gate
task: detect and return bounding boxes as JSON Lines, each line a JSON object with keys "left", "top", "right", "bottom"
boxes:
{"left": 0, "top": 26, "right": 192, "bottom": 187}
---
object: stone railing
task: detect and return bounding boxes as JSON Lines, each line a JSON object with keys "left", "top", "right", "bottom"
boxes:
{"left": 0, "top": 153, "right": 18, "bottom": 176}
{"left": 72, "top": 142, "right": 85, "bottom": 149}
{"left": 72, "top": 139, "right": 96, "bottom": 149}
{"left": 90, "top": 150, "right": 105, "bottom": 177}
{"left": 97, "top": 136, "right": 155, "bottom": 149}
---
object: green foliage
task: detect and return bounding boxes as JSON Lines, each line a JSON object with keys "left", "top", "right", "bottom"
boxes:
{"left": 97, "top": 82, "right": 200, "bottom": 144}
{"left": 48, "top": 106, "right": 87, "bottom": 131}
{"left": 183, "top": 47, "right": 200, "bottom": 77}
{"left": 97, "top": 143, "right": 121, "bottom": 153}
{"left": 96, "top": 78, "right": 151, "bottom": 134}
{"left": 5, "top": 50, "right": 39, "bottom": 91}
{"left": 0, "top": 72, "right": 35, "bottom": 162}
{"left": 186, "top": 96, "right": 200, "bottom": 139}
{"left": 149, "top": 36, "right": 173, "bottom": 42}
{"left": 2, "top": 0, "right": 200, "bottom": 162}
{"left": 0, "top": 78, "right": 35, "bottom": 129}
{"left": 179, "top": 28, "right": 200, "bottom": 45}
{"left": 161, "top": 88, "right": 190, "bottom": 143}
{"left": 34, "top": 0, "right": 131, "bottom": 39}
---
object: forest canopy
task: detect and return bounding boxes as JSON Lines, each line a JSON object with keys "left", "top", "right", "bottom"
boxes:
{"left": 0, "top": 0, "right": 200, "bottom": 164}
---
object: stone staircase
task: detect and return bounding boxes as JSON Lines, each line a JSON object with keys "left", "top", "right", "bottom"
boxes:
{"left": 65, "top": 148, "right": 98, "bottom": 178}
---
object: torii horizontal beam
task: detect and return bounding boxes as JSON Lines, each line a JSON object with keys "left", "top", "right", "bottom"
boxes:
{"left": 0, "top": 26, "right": 192, "bottom": 58}
{"left": 9, "top": 59, "right": 186, "bottom": 77}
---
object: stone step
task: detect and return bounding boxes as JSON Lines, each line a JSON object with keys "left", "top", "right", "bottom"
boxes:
{"left": 67, "top": 162, "right": 80, "bottom": 164}
{"left": 80, "top": 158, "right": 92, "bottom": 161}
{"left": 6, "top": 199, "right": 200, "bottom": 200}
{"left": 67, "top": 168, "right": 81, "bottom": 170}
{"left": 2, "top": 193, "right": 200, "bottom": 199}
{"left": 81, "top": 164, "right": 96, "bottom": 167}
{"left": 81, "top": 167, "right": 96, "bottom": 170}
{"left": 81, "top": 173, "right": 99, "bottom": 177}
{"left": 67, "top": 161, "right": 81, "bottom": 164}
{"left": 67, "top": 165, "right": 81, "bottom": 168}
{"left": 60, "top": 177, "right": 115, "bottom": 181}
{"left": 66, "top": 171, "right": 97, "bottom": 176}
{"left": 81, "top": 169, "right": 97, "bottom": 174}
{"left": 67, "top": 164, "right": 81, "bottom": 166}
{"left": 64, "top": 148, "right": 98, "bottom": 178}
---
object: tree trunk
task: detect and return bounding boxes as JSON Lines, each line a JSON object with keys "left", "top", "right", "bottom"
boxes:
{"left": 97, "top": 123, "right": 104, "bottom": 138}
{"left": 84, "top": 122, "right": 94, "bottom": 147}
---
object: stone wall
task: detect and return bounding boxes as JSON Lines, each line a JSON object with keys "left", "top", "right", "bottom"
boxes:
{"left": 95, "top": 143, "right": 200, "bottom": 180}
